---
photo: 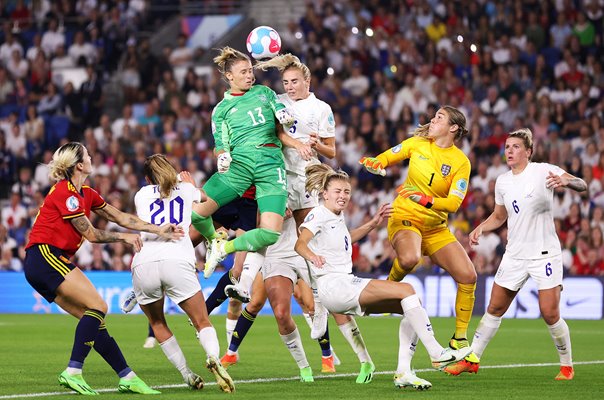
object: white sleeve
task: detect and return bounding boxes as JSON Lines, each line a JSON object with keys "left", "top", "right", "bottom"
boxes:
{"left": 494, "top": 176, "right": 504, "bottom": 205}
{"left": 545, "top": 163, "right": 566, "bottom": 177}
{"left": 318, "top": 103, "right": 335, "bottom": 139}
{"left": 134, "top": 190, "right": 144, "bottom": 217}
{"left": 182, "top": 182, "right": 201, "bottom": 203}
{"left": 299, "top": 207, "right": 323, "bottom": 235}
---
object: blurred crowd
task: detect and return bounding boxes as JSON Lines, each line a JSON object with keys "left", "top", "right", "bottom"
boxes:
{"left": 1, "top": 0, "right": 603, "bottom": 278}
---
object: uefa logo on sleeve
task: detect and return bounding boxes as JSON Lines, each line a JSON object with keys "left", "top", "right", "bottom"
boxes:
{"left": 66, "top": 196, "right": 80, "bottom": 212}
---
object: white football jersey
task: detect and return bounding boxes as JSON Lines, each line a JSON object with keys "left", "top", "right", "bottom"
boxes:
{"left": 299, "top": 205, "right": 352, "bottom": 277}
{"left": 265, "top": 215, "right": 298, "bottom": 259}
{"left": 278, "top": 93, "right": 335, "bottom": 175}
{"left": 495, "top": 162, "right": 565, "bottom": 259}
{"left": 131, "top": 182, "right": 201, "bottom": 266}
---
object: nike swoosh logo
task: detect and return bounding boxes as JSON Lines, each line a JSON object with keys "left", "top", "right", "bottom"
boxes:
{"left": 440, "top": 356, "right": 456, "bottom": 363}
{"left": 566, "top": 298, "right": 589, "bottom": 307}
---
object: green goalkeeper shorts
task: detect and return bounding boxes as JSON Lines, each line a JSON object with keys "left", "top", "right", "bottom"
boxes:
{"left": 203, "top": 145, "right": 288, "bottom": 214}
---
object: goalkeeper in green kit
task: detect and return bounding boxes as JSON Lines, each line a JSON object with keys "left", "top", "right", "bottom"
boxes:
{"left": 192, "top": 47, "right": 295, "bottom": 278}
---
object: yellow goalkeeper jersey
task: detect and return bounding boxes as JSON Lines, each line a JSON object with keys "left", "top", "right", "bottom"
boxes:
{"left": 376, "top": 136, "right": 471, "bottom": 227}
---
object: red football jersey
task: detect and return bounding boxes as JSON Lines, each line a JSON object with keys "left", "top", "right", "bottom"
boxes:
{"left": 27, "top": 180, "right": 107, "bottom": 257}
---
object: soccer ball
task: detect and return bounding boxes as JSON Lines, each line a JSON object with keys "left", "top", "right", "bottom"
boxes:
{"left": 246, "top": 26, "right": 281, "bottom": 60}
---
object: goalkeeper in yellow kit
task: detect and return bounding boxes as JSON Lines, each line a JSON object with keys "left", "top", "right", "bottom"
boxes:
{"left": 360, "top": 106, "right": 480, "bottom": 376}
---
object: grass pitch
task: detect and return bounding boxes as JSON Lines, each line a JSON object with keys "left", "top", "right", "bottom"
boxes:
{"left": 0, "top": 314, "right": 602, "bottom": 399}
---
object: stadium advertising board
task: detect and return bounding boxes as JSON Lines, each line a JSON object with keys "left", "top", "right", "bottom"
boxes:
{"left": 0, "top": 272, "right": 602, "bottom": 319}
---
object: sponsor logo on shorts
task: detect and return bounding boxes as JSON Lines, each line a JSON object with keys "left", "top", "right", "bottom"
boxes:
{"left": 66, "top": 196, "right": 79, "bottom": 212}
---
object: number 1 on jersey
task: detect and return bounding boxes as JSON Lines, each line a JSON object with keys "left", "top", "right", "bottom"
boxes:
{"left": 428, "top": 173, "right": 435, "bottom": 186}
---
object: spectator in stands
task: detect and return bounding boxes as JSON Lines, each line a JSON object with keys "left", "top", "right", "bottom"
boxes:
{"left": 6, "top": 49, "right": 28, "bottom": 80}
{"left": 471, "top": 160, "right": 491, "bottom": 194}
{"left": 11, "top": 166, "right": 38, "bottom": 208}
{"left": 169, "top": 34, "right": 194, "bottom": 68}
{"left": 25, "top": 33, "right": 43, "bottom": 62}
{"left": 50, "top": 44, "right": 74, "bottom": 69}
{"left": 0, "top": 223, "right": 20, "bottom": 271}
{"left": 68, "top": 30, "right": 96, "bottom": 66}
{"left": 41, "top": 18, "right": 65, "bottom": 56}
{"left": 111, "top": 104, "right": 138, "bottom": 140}
{"left": 80, "top": 65, "right": 103, "bottom": 126}
{"left": 37, "top": 82, "right": 62, "bottom": 116}
{"left": 0, "top": 67, "right": 14, "bottom": 103}
{"left": 2, "top": 191, "right": 28, "bottom": 243}
{"left": 0, "top": 31, "right": 23, "bottom": 66}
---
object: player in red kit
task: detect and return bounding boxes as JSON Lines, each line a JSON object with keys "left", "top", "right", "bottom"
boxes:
{"left": 23, "top": 142, "right": 184, "bottom": 395}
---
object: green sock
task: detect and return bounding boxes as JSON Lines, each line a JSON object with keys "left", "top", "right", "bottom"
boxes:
{"left": 224, "top": 240, "right": 235, "bottom": 254}
{"left": 230, "top": 228, "right": 280, "bottom": 252}
{"left": 191, "top": 211, "right": 217, "bottom": 239}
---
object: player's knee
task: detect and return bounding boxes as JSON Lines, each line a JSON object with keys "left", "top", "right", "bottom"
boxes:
{"left": 397, "top": 254, "right": 420, "bottom": 270}
{"left": 541, "top": 308, "right": 560, "bottom": 325}
{"left": 89, "top": 300, "right": 108, "bottom": 315}
{"left": 458, "top": 269, "right": 477, "bottom": 284}
{"left": 247, "top": 299, "right": 264, "bottom": 314}
{"left": 257, "top": 228, "right": 280, "bottom": 247}
{"left": 399, "top": 282, "right": 416, "bottom": 298}
{"left": 273, "top": 304, "right": 291, "bottom": 327}
{"left": 486, "top": 304, "right": 507, "bottom": 317}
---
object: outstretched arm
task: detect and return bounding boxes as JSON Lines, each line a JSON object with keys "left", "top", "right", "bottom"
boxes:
{"left": 94, "top": 204, "right": 184, "bottom": 241}
{"left": 350, "top": 204, "right": 393, "bottom": 243}
{"left": 71, "top": 215, "right": 143, "bottom": 251}
{"left": 546, "top": 172, "right": 587, "bottom": 192}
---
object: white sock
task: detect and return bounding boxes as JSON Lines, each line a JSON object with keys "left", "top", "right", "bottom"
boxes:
{"left": 400, "top": 295, "right": 442, "bottom": 359}
{"left": 122, "top": 371, "right": 136, "bottom": 380}
{"left": 225, "top": 318, "right": 237, "bottom": 350}
{"left": 66, "top": 367, "right": 82, "bottom": 375}
{"left": 160, "top": 335, "right": 191, "bottom": 379}
{"left": 338, "top": 318, "right": 371, "bottom": 363}
{"left": 303, "top": 313, "right": 313, "bottom": 330}
{"left": 396, "top": 316, "right": 418, "bottom": 374}
{"left": 547, "top": 318, "right": 573, "bottom": 366}
{"left": 198, "top": 327, "right": 220, "bottom": 359}
{"left": 280, "top": 327, "right": 309, "bottom": 369}
{"left": 239, "top": 252, "right": 264, "bottom": 292}
{"left": 471, "top": 312, "right": 502, "bottom": 359}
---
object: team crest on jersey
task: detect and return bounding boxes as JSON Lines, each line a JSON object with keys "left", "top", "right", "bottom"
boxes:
{"left": 441, "top": 164, "right": 452, "bottom": 177}
{"left": 258, "top": 94, "right": 267, "bottom": 104}
{"left": 66, "top": 196, "right": 79, "bottom": 212}
{"left": 392, "top": 144, "right": 402, "bottom": 153}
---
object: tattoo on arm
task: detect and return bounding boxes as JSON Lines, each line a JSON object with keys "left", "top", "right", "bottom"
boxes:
{"left": 71, "top": 216, "right": 94, "bottom": 235}
{"left": 567, "top": 177, "right": 587, "bottom": 192}
{"left": 94, "top": 204, "right": 157, "bottom": 233}
{"left": 71, "top": 215, "right": 121, "bottom": 243}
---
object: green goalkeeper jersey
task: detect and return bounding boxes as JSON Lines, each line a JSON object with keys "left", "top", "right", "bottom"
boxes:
{"left": 211, "top": 85, "right": 286, "bottom": 153}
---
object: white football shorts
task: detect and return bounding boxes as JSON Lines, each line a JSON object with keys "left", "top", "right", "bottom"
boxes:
{"left": 132, "top": 259, "right": 201, "bottom": 305}
{"left": 287, "top": 172, "right": 318, "bottom": 211}
{"left": 316, "top": 273, "right": 371, "bottom": 316}
{"left": 494, "top": 252, "right": 563, "bottom": 291}
{"left": 262, "top": 256, "right": 310, "bottom": 286}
